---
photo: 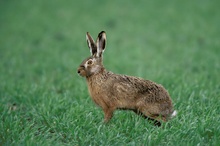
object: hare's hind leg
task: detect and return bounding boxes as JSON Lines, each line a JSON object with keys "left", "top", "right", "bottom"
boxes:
{"left": 136, "top": 104, "right": 167, "bottom": 126}
{"left": 132, "top": 109, "right": 161, "bottom": 126}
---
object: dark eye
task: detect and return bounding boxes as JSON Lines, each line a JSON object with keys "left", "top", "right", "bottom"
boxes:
{"left": 87, "top": 60, "right": 93, "bottom": 65}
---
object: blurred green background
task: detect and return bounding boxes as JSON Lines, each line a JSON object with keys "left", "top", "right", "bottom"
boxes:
{"left": 0, "top": 0, "right": 220, "bottom": 145}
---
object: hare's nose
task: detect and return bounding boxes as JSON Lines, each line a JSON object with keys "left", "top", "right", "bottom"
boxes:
{"left": 77, "top": 69, "right": 81, "bottom": 74}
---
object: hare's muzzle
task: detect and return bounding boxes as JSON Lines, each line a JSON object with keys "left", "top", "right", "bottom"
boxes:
{"left": 77, "top": 66, "right": 86, "bottom": 77}
{"left": 77, "top": 68, "right": 82, "bottom": 74}
{"left": 77, "top": 69, "right": 81, "bottom": 74}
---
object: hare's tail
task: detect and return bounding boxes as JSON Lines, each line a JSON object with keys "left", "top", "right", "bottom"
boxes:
{"left": 171, "top": 110, "right": 177, "bottom": 118}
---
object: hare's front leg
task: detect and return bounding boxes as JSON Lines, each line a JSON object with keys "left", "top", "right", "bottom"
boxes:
{"left": 103, "top": 107, "right": 115, "bottom": 123}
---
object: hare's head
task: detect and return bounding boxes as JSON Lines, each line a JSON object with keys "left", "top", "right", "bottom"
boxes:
{"left": 77, "top": 31, "right": 106, "bottom": 77}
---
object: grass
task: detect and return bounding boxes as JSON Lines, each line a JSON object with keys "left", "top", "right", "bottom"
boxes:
{"left": 0, "top": 0, "right": 220, "bottom": 145}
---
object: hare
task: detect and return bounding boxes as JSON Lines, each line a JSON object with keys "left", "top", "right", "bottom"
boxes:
{"left": 77, "top": 31, "right": 177, "bottom": 125}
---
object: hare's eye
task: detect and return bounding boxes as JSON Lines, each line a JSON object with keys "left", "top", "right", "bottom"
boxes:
{"left": 87, "top": 60, "right": 93, "bottom": 65}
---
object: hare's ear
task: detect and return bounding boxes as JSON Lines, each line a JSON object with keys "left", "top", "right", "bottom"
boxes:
{"left": 86, "top": 32, "right": 97, "bottom": 56}
{"left": 96, "top": 31, "right": 106, "bottom": 57}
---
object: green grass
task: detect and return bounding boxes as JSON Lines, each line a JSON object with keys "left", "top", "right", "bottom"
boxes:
{"left": 0, "top": 0, "right": 220, "bottom": 145}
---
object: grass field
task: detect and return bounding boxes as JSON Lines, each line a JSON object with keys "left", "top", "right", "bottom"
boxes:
{"left": 0, "top": 0, "right": 220, "bottom": 145}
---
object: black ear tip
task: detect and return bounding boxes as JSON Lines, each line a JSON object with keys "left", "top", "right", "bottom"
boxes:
{"left": 98, "top": 31, "right": 106, "bottom": 39}
{"left": 99, "top": 31, "right": 106, "bottom": 35}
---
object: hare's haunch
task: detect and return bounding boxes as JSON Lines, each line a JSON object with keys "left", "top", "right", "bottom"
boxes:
{"left": 77, "top": 31, "right": 176, "bottom": 124}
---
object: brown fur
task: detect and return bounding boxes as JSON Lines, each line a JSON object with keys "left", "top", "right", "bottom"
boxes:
{"left": 77, "top": 31, "right": 176, "bottom": 124}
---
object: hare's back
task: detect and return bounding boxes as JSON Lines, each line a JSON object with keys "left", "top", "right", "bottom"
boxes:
{"left": 110, "top": 74, "right": 171, "bottom": 102}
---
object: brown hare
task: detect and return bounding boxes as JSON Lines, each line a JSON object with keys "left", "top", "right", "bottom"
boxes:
{"left": 77, "top": 31, "right": 177, "bottom": 125}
